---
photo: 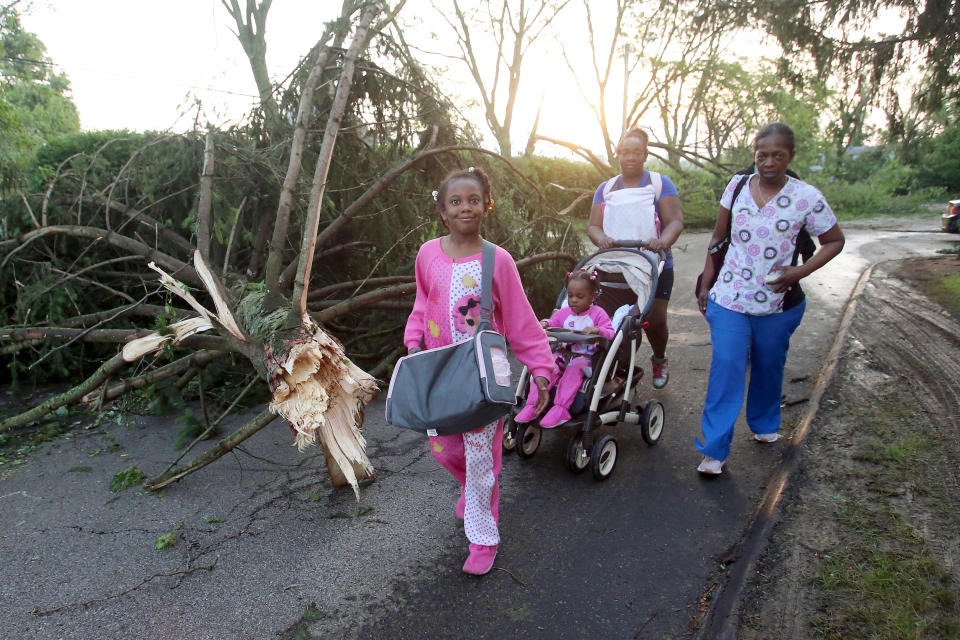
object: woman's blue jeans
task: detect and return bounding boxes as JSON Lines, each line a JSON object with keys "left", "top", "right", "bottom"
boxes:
{"left": 696, "top": 299, "right": 806, "bottom": 462}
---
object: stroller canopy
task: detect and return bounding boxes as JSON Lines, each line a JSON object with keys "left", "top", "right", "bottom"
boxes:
{"left": 578, "top": 249, "right": 658, "bottom": 312}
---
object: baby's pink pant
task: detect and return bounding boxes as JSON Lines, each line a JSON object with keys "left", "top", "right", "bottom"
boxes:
{"left": 428, "top": 420, "right": 502, "bottom": 547}
{"left": 521, "top": 355, "right": 591, "bottom": 412}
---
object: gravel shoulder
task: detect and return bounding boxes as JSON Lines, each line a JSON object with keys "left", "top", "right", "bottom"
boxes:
{"left": 737, "top": 256, "right": 960, "bottom": 639}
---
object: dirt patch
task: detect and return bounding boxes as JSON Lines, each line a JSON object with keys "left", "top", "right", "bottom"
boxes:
{"left": 737, "top": 257, "right": 960, "bottom": 639}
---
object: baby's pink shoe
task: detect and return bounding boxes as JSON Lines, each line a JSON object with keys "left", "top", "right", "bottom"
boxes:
{"left": 462, "top": 543, "right": 498, "bottom": 575}
{"left": 514, "top": 405, "right": 538, "bottom": 423}
{"left": 539, "top": 406, "right": 571, "bottom": 429}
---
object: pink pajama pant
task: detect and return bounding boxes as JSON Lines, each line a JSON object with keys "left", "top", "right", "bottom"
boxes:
{"left": 428, "top": 420, "right": 502, "bottom": 547}
{"left": 521, "top": 355, "right": 591, "bottom": 414}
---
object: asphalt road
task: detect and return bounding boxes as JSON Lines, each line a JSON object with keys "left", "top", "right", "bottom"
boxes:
{"left": 0, "top": 216, "right": 953, "bottom": 640}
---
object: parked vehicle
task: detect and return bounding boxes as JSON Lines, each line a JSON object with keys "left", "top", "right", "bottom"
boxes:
{"left": 943, "top": 200, "right": 960, "bottom": 233}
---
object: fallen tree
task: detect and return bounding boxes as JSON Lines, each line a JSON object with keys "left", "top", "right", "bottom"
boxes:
{"left": 0, "top": 1, "right": 582, "bottom": 495}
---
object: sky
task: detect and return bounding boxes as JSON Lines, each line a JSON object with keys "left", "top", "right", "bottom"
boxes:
{"left": 17, "top": 0, "right": 646, "bottom": 157}
{"left": 19, "top": 1, "right": 908, "bottom": 159}
{"left": 19, "top": 0, "right": 337, "bottom": 132}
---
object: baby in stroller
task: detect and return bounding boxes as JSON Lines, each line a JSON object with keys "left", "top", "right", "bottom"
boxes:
{"left": 514, "top": 270, "right": 615, "bottom": 428}
{"left": 505, "top": 240, "right": 666, "bottom": 480}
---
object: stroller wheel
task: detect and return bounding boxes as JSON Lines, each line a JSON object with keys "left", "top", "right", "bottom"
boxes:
{"left": 565, "top": 435, "right": 590, "bottom": 474}
{"left": 640, "top": 401, "right": 665, "bottom": 446}
{"left": 516, "top": 423, "right": 542, "bottom": 459}
{"left": 590, "top": 435, "right": 618, "bottom": 481}
{"left": 502, "top": 418, "right": 518, "bottom": 452}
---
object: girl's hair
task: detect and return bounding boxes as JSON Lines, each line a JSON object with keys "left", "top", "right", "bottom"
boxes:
{"left": 434, "top": 166, "right": 493, "bottom": 214}
{"left": 754, "top": 123, "right": 796, "bottom": 154}
{"left": 565, "top": 269, "right": 600, "bottom": 293}
{"left": 616, "top": 128, "right": 649, "bottom": 154}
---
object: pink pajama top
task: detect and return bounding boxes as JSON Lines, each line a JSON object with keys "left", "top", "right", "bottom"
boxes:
{"left": 545, "top": 305, "right": 615, "bottom": 356}
{"left": 403, "top": 238, "right": 554, "bottom": 382}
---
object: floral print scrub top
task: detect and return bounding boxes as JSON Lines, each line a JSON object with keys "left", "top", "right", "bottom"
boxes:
{"left": 709, "top": 175, "right": 837, "bottom": 315}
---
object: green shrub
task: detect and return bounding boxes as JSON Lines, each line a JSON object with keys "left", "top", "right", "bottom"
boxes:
{"left": 815, "top": 180, "right": 945, "bottom": 219}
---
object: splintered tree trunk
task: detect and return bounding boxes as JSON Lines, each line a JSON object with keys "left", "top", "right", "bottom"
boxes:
{"left": 264, "top": 319, "right": 378, "bottom": 494}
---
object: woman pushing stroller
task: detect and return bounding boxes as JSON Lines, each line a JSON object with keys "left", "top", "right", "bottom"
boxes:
{"left": 588, "top": 128, "right": 684, "bottom": 389}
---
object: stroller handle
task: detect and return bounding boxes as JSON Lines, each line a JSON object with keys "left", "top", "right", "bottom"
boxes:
{"left": 611, "top": 239, "right": 667, "bottom": 262}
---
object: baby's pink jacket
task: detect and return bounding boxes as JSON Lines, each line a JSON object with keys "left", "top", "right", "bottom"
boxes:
{"left": 546, "top": 305, "right": 615, "bottom": 339}
{"left": 403, "top": 238, "right": 554, "bottom": 382}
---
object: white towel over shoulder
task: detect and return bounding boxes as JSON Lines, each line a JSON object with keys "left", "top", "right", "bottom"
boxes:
{"left": 601, "top": 186, "right": 659, "bottom": 243}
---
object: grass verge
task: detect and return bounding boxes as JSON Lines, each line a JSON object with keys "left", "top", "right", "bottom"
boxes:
{"left": 921, "top": 272, "right": 960, "bottom": 316}
{"left": 807, "top": 384, "right": 960, "bottom": 639}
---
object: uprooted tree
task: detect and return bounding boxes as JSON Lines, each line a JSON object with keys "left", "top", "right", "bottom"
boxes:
{"left": 0, "top": 0, "right": 581, "bottom": 494}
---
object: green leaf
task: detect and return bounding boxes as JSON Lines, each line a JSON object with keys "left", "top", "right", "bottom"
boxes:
{"left": 154, "top": 533, "right": 176, "bottom": 550}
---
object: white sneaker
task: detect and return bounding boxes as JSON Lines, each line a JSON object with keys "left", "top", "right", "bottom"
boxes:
{"left": 754, "top": 432, "right": 779, "bottom": 443}
{"left": 697, "top": 456, "right": 724, "bottom": 475}
{"left": 651, "top": 356, "right": 668, "bottom": 389}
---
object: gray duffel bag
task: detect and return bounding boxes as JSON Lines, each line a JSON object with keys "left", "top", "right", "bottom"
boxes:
{"left": 386, "top": 241, "right": 517, "bottom": 435}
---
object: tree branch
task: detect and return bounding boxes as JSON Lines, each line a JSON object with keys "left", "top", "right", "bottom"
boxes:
{"left": 144, "top": 408, "right": 277, "bottom": 491}
{"left": 312, "top": 282, "right": 417, "bottom": 322}
{"left": 196, "top": 131, "right": 215, "bottom": 264}
{"left": 95, "top": 350, "right": 226, "bottom": 407}
{"left": 80, "top": 194, "right": 196, "bottom": 258}
{"left": 307, "top": 275, "right": 414, "bottom": 301}
{"left": 292, "top": 3, "right": 380, "bottom": 318}
{"left": 0, "top": 353, "right": 129, "bottom": 433}
{"left": 309, "top": 142, "right": 542, "bottom": 258}
{"left": 515, "top": 251, "right": 578, "bottom": 270}
{"left": 4, "top": 225, "right": 202, "bottom": 287}
{"left": 264, "top": 44, "right": 333, "bottom": 292}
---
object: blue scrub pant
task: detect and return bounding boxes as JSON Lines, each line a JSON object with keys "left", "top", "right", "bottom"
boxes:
{"left": 696, "top": 299, "right": 806, "bottom": 461}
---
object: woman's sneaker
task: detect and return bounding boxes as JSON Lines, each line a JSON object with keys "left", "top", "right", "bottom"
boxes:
{"left": 651, "top": 356, "right": 669, "bottom": 389}
{"left": 754, "top": 432, "right": 779, "bottom": 443}
{"left": 697, "top": 456, "right": 724, "bottom": 475}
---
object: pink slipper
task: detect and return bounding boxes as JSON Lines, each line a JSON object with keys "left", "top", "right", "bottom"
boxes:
{"left": 539, "top": 406, "right": 571, "bottom": 429}
{"left": 514, "top": 405, "right": 538, "bottom": 423}
{"left": 462, "top": 543, "right": 497, "bottom": 575}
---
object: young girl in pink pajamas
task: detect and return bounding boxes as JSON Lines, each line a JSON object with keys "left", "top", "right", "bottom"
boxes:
{"left": 403, "top": 167, "right": 553, "bottom": 575}
{"left": 514, "top": 270, "right": 615, "bottom": 428}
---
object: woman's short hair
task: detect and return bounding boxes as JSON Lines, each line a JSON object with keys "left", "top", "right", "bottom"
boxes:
{"left": 617, "top": 128, "right": 649, "bottom": 154}
{"left": 753, "top": 123, "right": 795, "bottom": 154}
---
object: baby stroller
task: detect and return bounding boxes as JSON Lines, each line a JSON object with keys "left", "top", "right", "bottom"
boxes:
{"left": 503, "top": 241, "right": 666, "bottom": 480}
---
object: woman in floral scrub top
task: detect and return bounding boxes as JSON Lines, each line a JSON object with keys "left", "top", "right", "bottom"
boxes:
{"left": 693, "top": 123, "right": 845, "bottom": 475}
